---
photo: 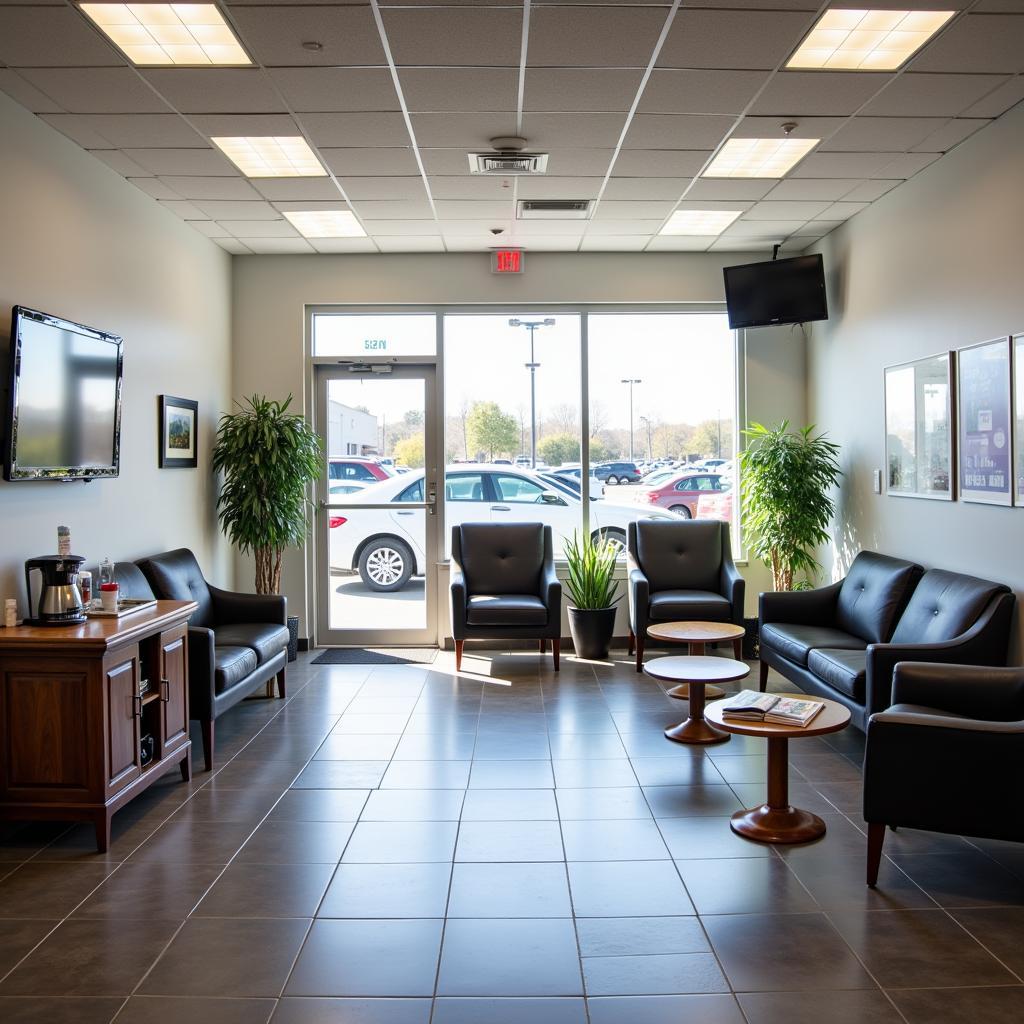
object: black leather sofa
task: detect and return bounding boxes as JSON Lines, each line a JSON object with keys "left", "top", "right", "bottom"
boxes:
{"left": 627, "top": 520, "right": 744, "bottom": 672}
{"left": 864, "top": 661, "right": 1024, "bottom": 886}
{"left": 450, "top": 523, "right": 562, "bottom": 671}
{"left": 127, "top": 549, "right": 289, "bottom": 771}
{"left": 759, "top": 550, "right": 1015, "bottom": 730}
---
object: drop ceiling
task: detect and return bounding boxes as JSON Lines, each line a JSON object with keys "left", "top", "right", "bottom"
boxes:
{"left": 0, "top": 1, "right": 1021, "bottom": 255}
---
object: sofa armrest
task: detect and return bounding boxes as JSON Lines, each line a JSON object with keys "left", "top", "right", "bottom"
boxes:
{"left": 888, "top": 662, "right": 1024, "bottom": 721}
{"left": 540, "top": 558, "right": 562, "bottom": 620}
{"left": 720, "top": 559, "right": 746, "bottom": 627}
{"left": 449, "top": 562, "right": 467, "bottom": 641}
{"left": 759, "top": 580, "right": 843, "bottom": 628}
{"left": 209, "top": 585, "right": 286, "bottom": 626}
{"left": 627, "top": 567, "right": 650, "bottom": 635}
{"left": 187, "top": 626, "right": 216, "bottom": 721}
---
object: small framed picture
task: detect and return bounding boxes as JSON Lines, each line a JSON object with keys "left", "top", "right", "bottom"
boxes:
{"left": 1014, "top": 333, "right": 1024, "bottom": 507}
{"left": 159, "top": 395, "right": 198, "bottom": 468}
{"left": 957, "top": 337, "right": 1012, "bottom": 506}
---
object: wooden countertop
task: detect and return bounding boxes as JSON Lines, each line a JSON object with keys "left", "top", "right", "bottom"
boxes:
{"left": 0, "top": 600, "right": 198, "bottom": 653}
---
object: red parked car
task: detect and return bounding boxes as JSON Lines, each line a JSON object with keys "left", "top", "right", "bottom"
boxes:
{"left": 329, "top": 458, "right": 392, "bottom": 485}
{"left": 638, "top": 472, "right": 731, "bottom": 518}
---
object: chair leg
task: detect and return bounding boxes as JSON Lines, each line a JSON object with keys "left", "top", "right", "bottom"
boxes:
{"left": 759, "top": 659, "right": 769, "bottom": 692}
{"left": 455, "top": 639, "right": 464, "bottom": 671}
{"left": 552, "top": 638, "right": 560, "bottom": 672}
{"left": 635, "top": 634, "right": 645, "bottom": 673}
{"left": 627, "top": 629, "right": 635, "bottom": 656}
{"left": 201, "top": 719, "right": 214, "bottom": 773}
{"left": 867, "top": 821, "right": 886, "bottom": 887}
{"left": 539, "top": 638, "right": 547, "bottom": 653}
{"left": 276, "top": 666, "right": 286, "bottom": 699}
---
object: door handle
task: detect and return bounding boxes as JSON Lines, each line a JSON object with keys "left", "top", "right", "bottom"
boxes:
{"left": 132, "top": 694, "right": 142, "bottom": 719}
{"left": 160, "top": 678, "right": 170, "bottom": 703}
{"left": 426, "top": 481, "right": 437, "bottom": 517}
{"left": 491, "top": 505, "right": 511, "bottom": 511}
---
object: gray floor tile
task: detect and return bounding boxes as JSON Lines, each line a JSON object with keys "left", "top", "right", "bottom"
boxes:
{"left": 568, "top": 861, "right": 694, "bottom": 918}
{"left": 380, "top": 761, "right": 472, "bottom": 790}
{"left": 361, "top": 789, "right": 465, "bottom": 821}
{"left": 268, "top": 789, "right": 369, "bottom": 822}
{"left": 587, "top": 994, "right": 745, "bottom": 1024}
{"left": 193, "top": 862, "right": 334, "bottom": 918}
{"left": 342, "top": 821, "right": 459, "bottom": 863}
{"left": 116, "top": 996, "right": 276, "bottom": 1024}
{"left": 271, "top": 999, "right": 431, "bottom": 1024}
{"left": 555, "top": 787, "right": 651, "bottom": 821}
{"left": 737, "top": 990, "right": 904, "bottom": 1024}
{"left": 576, "top": 917, "right": 709, "bottom": 957}
{"left": 460, "top": 789, "right": 559, "bottom": 821}
{"left": 314, "top": 734, "right": 400, "bottom": 761}
{"left": 552, "top": 759, "right": 638, "bottom": 789}
{"left": 659, "top": 817, "right": 773, "bottom": 860}
{"left": 677, "top": 858, "right": 819, "bottom": 915}
{"left": 432, "top": 997, "right": 587, "bottom": 1024}
{"left": 560, "top": 819, "right": 669, "bottom": 861}
{"left": 447, "top": 862, "right": 572, "bottom": 918}
{"left": 293, "top": 761, "right": 389, "bottom": 789}
{"left": 319, "top": 863, "right": 452, "bottom": 918}
{"left": 469, "top": 761, "right": 555, "bottom": 789}
{"left": 642, "top": 785, "right": 744, "bottom": 818}
{"left": 455, "top": 821, "right": 564, "bottom": 862}
{"left": 582, "top": 952, "right": 729, "bottom": 996}
{"left": 887, "top": 986, "right": 1024, "bottom": 1024}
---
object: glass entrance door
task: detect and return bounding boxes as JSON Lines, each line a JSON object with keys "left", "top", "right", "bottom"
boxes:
{"left": 315, "top": 366, "right": 439, "bottom": 646}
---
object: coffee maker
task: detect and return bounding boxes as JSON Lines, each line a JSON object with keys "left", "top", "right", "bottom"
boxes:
{"left": 24, "top": 555, "right": 87, "bottom": 626}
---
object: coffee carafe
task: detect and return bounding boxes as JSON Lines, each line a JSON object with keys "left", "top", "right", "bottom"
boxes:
{"left": 24, "top": 555, "right": 87, "bottom": 626}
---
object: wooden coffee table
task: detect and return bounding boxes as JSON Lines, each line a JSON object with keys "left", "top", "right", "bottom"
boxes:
{"left": 645, "top": 656, "right": 751, "bottom": 745}
{"left": 647, "top": 621, "right": 746, "bottom": 700}
{"left": 706, "top": 693, "right": 851, "bottom": 843}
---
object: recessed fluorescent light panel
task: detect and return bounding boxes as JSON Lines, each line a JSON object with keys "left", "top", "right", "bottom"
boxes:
{"left": 283, "top": 211, "right": 366, "bottom": 238}
{"left": 80, "top": 4, "right": 251, "bottom": 65}
{"left": 787, "top": 9, "right": 955, "bottom": 71}
{"left": 660, "top": 210, "right": 742, "bottom": 236}
{"left": 704, "top": 138, "right": 819, "bottom": 179}
{"left": 211, "top": 137, "right": 327, "bottom": 178}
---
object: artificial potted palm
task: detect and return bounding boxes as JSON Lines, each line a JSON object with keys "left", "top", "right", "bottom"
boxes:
{"left": 739, "top": 421, "right": 842, "bottom": 592}
{"left": 564, "top": 532, "right": 621, "bottom": 660}
{"left": 212, "top": 395, "right": 322, "bottom": 658}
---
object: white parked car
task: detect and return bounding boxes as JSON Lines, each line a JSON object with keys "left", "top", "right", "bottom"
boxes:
{"left": 329, "top": 466, "right": 677, "bottom": 591}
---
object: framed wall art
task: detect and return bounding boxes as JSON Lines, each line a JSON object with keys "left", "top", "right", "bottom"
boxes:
{"left": 159, "top": 395, "right": 198, "bottom": 469}
{"left": 1014, "top": 333, "right": 1024, "bottom": 507}
{"left": 884, "top": 352, "right": 954, "bottom": 500}
{"left": 957, "top": 337, "right": 1012, "bottom": 506}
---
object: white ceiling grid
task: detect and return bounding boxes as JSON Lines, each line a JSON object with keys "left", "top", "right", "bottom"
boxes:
{"left": 0, "top": 1, "right": 1019, "bottom": 254}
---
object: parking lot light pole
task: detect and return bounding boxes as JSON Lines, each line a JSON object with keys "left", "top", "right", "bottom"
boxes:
{"left": 621, "top": 378, "right": 642, "bottom": 463}
{"left": 639, "top": 415, "right": 653, "bottom": 461}
{"left": 509, "top": 318, "right": 555, "bottom": 468}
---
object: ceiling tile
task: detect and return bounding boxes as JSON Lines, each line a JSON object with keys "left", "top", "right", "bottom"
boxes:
{"left": 841, "top": 180, "right": 900, "bottom": 202}
{"left": 159, "top": 176, "right": 264, "bottom": 201}
{"left": 764, "top": 178, "right": 865, "bottom": 200}
{"left": 506, "top": 237, "right": 582, "bottom": 251}
{"left": 339, "top": 177, "right": 428, "bottom": 201}
{"left": 674, "top": 199, "right": 754, "bottom": 212}
{"left": 41, "top": 114, "right": 122, "bottom": 149}
{"left": 658, "top": 10, "right": 817, "bottom": 70}
{"left": 686, "top": 1, "right": 820, "bottom": 11}
{"left": 521, "top": 113, "right": 629, "bottom": 149}
{"left": 527, "top": 7, "right": 668, "bottom": 68}
{"left": 911, "top": 14, "right": 1024, "bottom": 74}
{"left": 911, "top": 118, "right": 989, "bottom": 152}
{"left": 301, "top": 112, "right": 411, "bottom": 148}
{"left": 817, "top": 202, "right": 871, "bottom": 220}
{"left": 88, "top": 149, "right": 153, "bottom": 177}
{"left": 411, "top": 113, "right": 517, "bottom": 149}
{"left": 220, "top": 219, "right": 299, "bottom": 237}
{"left": 602, "top": 177, "right": 692, "bottom": 200}
{"left": 428, "top": 176, "right": 516, "bottom": 200}
{"left": 580, "top": 236, "right": 650, "bottom": 251}
{"left": 443, "top": 236, "right": 502, "bottom": 252}
{"left": 253, "top": 177, "right": 346, "bottom": 201}
{"left": 613, "top": 150, "right": 711, "bottom": 176}
{"left": 790, "top": 151, "right": 902, "bottom": 178}
{"left": 524, "top": 69, "right": 643, "bottom": 113}
{"left": 707, "top": 238, "right": 773, "bottom": 252}
{"left": 505, "top": 221, "right": 588, "bottom": 237}
{"left": 193, "top": 200, "right": 282, "bottom": 220}
{"left": 744, "top": 200, "right": 831, "bottom": 220}
{"left": 733, "top": 115, "right": 844, "bottom": 139}
{"left": 435, "top": 200, "right": 514, "bottom": 220}
{"left": 0, "top": 69, "right": 63, "bottom": 113}
{"left": 399, "top": 68, "right": 518, "bottom": 113}
{"left": 18, "top": 68, "right": 170, "bottom": 115}
{"left": 592, "top": 200, "right": 676, "bottom": 220}
{"left": 128, "top": 177, "right": 180, "bottom": 201}
{"left": 640, "top": 70, "right": 769, "bottom": 115}
{"left": 269, "top": 68, "right": 399, "bottom": 113}
{"left": 352, "top": 199, "right": 433, "bottom": 219}
{"left": 750, "top": 71, "right": 893, "bottom": 116}
{"left": 229, "top": 6, "right": 386, "bottom": 67}
{"left": 863, "top": 74, "right": 1011, "bottom": 117}
{"left": 321, "top": 148, "right": 421, "bottom": 177}
{"left": 724, "top": 219, "right": 808, "bottom": 236}
{"left": 822, "top": 117, "right": 950, "bottom": 152}
{"left": 189, "top": 221, "right": 232, "bottom": 239}
{"left": 647, "top": 237, "right": 715, "bottom": 252}
{"left": 779, "top": 236, "right": 821, "bottom": 253}
{"left": 214, "top": 238, "right": 252, "bottom": 255}
{"left": 189, "top": 114, "right": 300, "bottom": 138}
{"left": 874, "top": 152, "right": 941, "bottom": 178}
{"left": 585, "top": 220, "right": 664, "bottom": 235}
{"left": 684, "top": 178, "right": 775, "bottom": 200}
{"left": 141, "top": 69, "right": 286, "bottom": 114}
{"left": 156, "top": 200, "right": 206, "bottom": 220}
{"left": 0, "top": 8, "right": 123, "bottom": 67}
{"left": 246, "top": 238, "right": 318, "bottom": 254}
{"left": 961, "top": 77, "right": 1024, "bottom": 118}
{"left": 801, "top": 220, "right": 844, "bottom": 236}
{"left": 383, "top": 8, "right": 523, "bottom": 67}
{"left": 622, "top": 114, "right": 735, "bottom": 150}
{"left": 375, "top": 237, "right": 446, "bottom": 253}
{"left": 311, "top": 238, "right": 379, "bottom": 253}
{"left": 82, "top": 114, "right": 204, "bottom": 148}
{"left": 271, "top": 200, "right": 349, "bottom": 213}
{"left": 361, "top": 220, "right": 441, "bottom": 236}
{"left": 516, "top": 176, "right": 604, "bottom": 200}
{"left": 120, "top": 148, "right": 236, "bottom": 175}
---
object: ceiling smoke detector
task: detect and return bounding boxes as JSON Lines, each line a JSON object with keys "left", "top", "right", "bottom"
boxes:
{"left": 470, "top": 136, "right": 549, "bottom": 175}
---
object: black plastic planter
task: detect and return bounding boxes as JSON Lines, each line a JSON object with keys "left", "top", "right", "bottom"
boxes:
{"left": 568, "top": 606, "right": 617, "bottom": 661}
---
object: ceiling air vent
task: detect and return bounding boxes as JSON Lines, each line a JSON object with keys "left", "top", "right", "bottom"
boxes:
{"left": 517, "top": 199, "right": 591, "bottom": 220}
{"left": 469, "top": 136, "right": 549, "bottom": 175}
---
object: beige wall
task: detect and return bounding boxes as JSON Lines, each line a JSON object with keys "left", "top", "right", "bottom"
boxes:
{"left": 232, "top": 252, "right": 807, "bottom": 639}
{"left": 0, "top": 92, "right": 232, "bottom": 613}
{"left": 808, "top": 99, "right": 1024, "bottom": 659}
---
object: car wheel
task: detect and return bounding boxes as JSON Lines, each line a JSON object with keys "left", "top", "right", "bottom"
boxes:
{"left": 358, "top": 539, "right": 414, "bottom": 591}
{"left": 605, "top": 475, "right": 618, "bottom": 485}
{"left": 592, "top": 527, "right": 626, "bottom": 555}
{"left": 669, "top": 504, "right": 692, "bottom": 519}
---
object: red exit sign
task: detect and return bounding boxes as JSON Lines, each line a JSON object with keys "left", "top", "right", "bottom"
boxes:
{"left": 491, "top": 249, "right": 524, "bottom": 274}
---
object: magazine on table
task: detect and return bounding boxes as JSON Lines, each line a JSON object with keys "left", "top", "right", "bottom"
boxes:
{"left": 722, "top": 690, "right": 825, "bottom": 727}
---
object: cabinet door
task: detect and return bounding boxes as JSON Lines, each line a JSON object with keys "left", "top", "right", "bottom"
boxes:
{"left": 105, "top": 649, "right": 141, "bottom": 792}
{"left": 158, "top": 624, "right": 189, "bottom": 757}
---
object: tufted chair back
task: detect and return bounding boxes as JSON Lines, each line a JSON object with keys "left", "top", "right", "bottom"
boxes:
{"left": 891, "top": 569, "right": 1011, "bottom": 645}
{"left": 453, "top": 523, "right": 545, "bottom": 596}
{"left": 834, "top": 551, "right": 923, "bottom": 643}
{"left": 136, "top": 548, "right": 214, "bottom": 627}
{"left": 629, "top": 520, "right": 725, "bottom": 593}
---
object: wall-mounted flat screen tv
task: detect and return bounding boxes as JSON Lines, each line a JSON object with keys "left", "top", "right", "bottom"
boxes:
{"left": 723, "top": 254, "right": 828, "bottom": 330}
{"left": 3, "top": 306, "right": 123, "bottom": 482}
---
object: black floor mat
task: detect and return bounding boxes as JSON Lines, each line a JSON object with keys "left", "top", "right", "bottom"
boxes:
{"left": 311, "top": 648, "right": 438, "bottom": 666}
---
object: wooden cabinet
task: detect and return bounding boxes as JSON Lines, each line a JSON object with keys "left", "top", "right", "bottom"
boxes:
{"left": 0, "top": 601, "right": 196, "bottom": 851}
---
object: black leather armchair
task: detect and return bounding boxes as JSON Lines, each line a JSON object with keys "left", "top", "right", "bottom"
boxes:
{"left": 450, "top": 523, "right": 562, "bottom": 671}
{"left": 864, "top": 662, "right": 1024, "bottom": 886}
{"left": 136, "top": 548, "right": 289, "bottom": 771}
{"left": 626, "top": 520, "right": 744, "bottom": 672}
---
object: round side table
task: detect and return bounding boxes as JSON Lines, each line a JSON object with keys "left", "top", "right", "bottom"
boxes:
{"left": 645, "top": 656, "right": 751, "bottom": 745}
{"left": 705, "top": 693, "right": 851, "bottom": 843}
{"left": 646, "top": 621, "right": 746, "bottom": 700}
